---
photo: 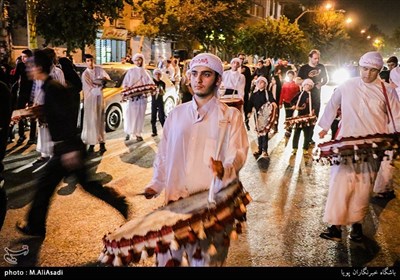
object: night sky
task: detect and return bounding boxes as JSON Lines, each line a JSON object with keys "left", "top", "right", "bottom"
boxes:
{"left": 335, "top": 0, "right": 400, "bottom": 35}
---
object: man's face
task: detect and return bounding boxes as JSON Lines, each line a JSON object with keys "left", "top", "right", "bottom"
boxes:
{"left": 231, "top": 61, "right": 240, "bottom": 71}
{"left": 359, "top": 66, "right": 380, "bottom": 83}
{"left": 85, "top": 58, "right": 94, "bottom": 69}
{"left": 238, "top": 55, "right": 245, "bottom": 65}
{"left": 134, "top": 57, "right": 143, "bottom": 67}
{"left": 387, "top": 62, "right": 397, "bottom": 70}
{"left": 190, "top": 66, "right": 220, "bottom": 98}
{"left": 21, "top": 53, "right": 30, "bottom": 64}
{"left": 154, "top": 72, "right": 162, "bottom": 81}
{"left": 258, "top": 80, "right": 266, "bottom": 90}
{"left": 309, "top": 54, "right": 320, "bottom": 67}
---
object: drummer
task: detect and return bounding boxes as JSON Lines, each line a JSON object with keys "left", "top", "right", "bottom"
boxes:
{"left": 220, "top": 58, "right": 245, "bottom": 101}
{"left": 318, "top": 51, "right": 400, "bottom": 242}
{"left": 144, "top": 53, "right": 249, "bottom": 266}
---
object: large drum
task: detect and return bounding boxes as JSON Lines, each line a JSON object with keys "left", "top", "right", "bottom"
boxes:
{"left": 10, "top": 105, "right": 44, "bottom": 125}
{"left": 255, "top": 102, "right": 278, "bottom": 136}
{"left": 284, "top": 114, "right": 317, "bottom": 130}
{"left": 219, "top": 97, "right": 244, "bottom": 111}
{"left": 99, "top": 180, "right": 251, "bottom": 267}
{"left": 312, "top": 133, "right": 400, "bottom": 165}
{"left": 121, "top": 84, "right": 157, "bottom": 102}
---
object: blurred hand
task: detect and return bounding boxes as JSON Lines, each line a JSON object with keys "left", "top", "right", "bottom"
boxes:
{"left": 209, "top": 157, "right": 224, "bottom": 180}
{"left": 319, "top": 130, "right": 328, "bottom": 139}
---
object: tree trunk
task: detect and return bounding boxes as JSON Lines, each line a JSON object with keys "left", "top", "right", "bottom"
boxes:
{"left": 26, "top": 0, "right": 38, "bottom": 49}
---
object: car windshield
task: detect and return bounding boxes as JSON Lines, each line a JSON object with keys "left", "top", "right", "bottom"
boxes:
{"left": 103, "top": 68, "right": 127, "bottom": 88}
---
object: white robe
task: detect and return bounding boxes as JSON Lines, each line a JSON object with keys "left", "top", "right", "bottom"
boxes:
{"left": 33, "top": 67, "right": 66, "bottom": 157}
{"left": 221, "top": 70, "right": 245, "bottom": 100}
{"left": 81, "top": 66, "right": 110, "bottom": 145}
{"left": 145, "top": 96, "right": 249, "bottom": 204}
{"left": 318, "top": 77, "right": 400, "bottom": 225}
{"left": 122, "top": 66, "right": 154, "bottom": 136}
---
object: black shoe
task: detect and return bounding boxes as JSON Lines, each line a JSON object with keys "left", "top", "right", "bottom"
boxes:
{"left": 125, "top": 134, "right": 130, "bottom": 141}
{"left": 87, "top": 145, "right": 95, "bottom": 153}
{"left": 16, "top": 221, "right": 45, "bottom": 237}
{"left": 17, "top": 136, "right": 26, "bottom": 145}
{"left": 99, "top": 143, "right": 106, "bottom": 153}
{"left": 253, "top": 151, "right": 262, "bottom": 159}
{"left": 27, "top": 138, "right": 37, "bottom": 145}
{"left": 136, "top": 136, "right": 143, "bottom": 142}
{"left": 319, "top": 225, "right": 342, "bottom": 242}
{"left": 151, "top": 133, "right": 158, "bottom": 137}
{"left": 349, "top": 223, "right": 363, "bottom": 242}
{"left": 374, "top": 190, "right": 395, "bottom": 199}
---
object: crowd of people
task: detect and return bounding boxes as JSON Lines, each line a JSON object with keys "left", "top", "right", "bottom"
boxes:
{"left": 1, "top": 46, "right": 399, "bottom": 266}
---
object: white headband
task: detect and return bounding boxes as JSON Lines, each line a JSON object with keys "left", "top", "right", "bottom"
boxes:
{"left": 189, "top": 53, "right": 224, "bottom": 76}
{"left": 359, "top": 51, "right": 383, "bottom": 70}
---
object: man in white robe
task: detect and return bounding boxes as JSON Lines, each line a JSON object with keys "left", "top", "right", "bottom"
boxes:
{"left": 144, "top": 53, "right": 249, "bottom": 266}
{"left": 122, "top": 53, "right": 154, "bottom": 141}
{"left": 318, "top": 51, "right": 400, "bottom": 242}
{"left": 221, "top": 58, "right": 245, "bottom": 101}
{"left": 81, "top": 54, "right": 110, "bottom": 153}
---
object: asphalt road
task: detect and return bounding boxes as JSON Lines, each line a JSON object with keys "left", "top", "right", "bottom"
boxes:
{"left": 0, "top": 105, "right": 399, "bottom": 273}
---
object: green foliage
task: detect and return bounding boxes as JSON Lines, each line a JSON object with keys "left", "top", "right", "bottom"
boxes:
{"left": 134, "top": 0, "right": 252, "bottom": 52}
{"left": 235, "top": 16, "right": 308, "bottom": 62}
{"left": 9, "top": 0, "right": 132, "bottom": 53}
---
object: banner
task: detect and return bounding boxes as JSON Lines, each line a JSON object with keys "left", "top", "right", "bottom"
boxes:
{"left": 101, "top": 27, "right": 128, "bottom": 41}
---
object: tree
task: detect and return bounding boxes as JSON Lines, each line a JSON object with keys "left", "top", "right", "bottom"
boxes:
{"left": 133, "top": 0, "right": 252, "bottom": 53}
{"left": 9, "top": 0, "right": 133, "bottom": 58}
{"left": 235, "top": 16, "right": 308, "bottom": 63}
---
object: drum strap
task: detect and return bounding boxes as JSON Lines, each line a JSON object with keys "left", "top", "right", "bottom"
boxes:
{"left": 294, "top": 90, "right": 313, "bottom": 117}
{"left": 381, "top": 82, "right": 397, "bottom": 132}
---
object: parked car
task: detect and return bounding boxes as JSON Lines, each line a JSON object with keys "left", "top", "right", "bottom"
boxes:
{"left": 76, "top": 62, "right": 180, "bottom": 132}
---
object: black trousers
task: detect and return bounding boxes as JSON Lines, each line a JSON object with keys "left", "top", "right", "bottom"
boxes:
{"left": 257, "top": 135, "right": 268, "bottom": 153}
{"left": 292, "top": 126, "right": 313, "bottom": 150}
{"left": 151, "top": 97, "right": 165, "bottom": 134}
{"left": 26, "top": 144, "right": 126, "bottom": 233}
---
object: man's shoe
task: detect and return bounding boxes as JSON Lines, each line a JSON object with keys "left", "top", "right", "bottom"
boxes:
{"left": 16, "top": 136, "right": 26, "bottom": 145}
{"left": 136, "top": 136, "right": 143, "bottom": 142}
{"left": 374, "top": 190, "right": 395, "bottom": 199}
{"left": 303, "top": 149, "right": 309, "bottom": 155}
{"left": 151, "top": 133, "right": 158, "bottom": 137}
{"left": 16, "top": 221, "right": 45, "bottom": 237}
{"left": 253, "top": 151, "right": 261, "bottom": 159}
{"left": 99, "top": 143, "right": 107, "bottom": 153}
{"left": 261, "top": 151, "right": 269, "bottom": 158}
{"left": 319, "top": 225, "right": 342, "bottom": 242}
{"left": 349, "top": 223, "right": 363, "bottom": 242}
{"left": 291, "top": 148, "right": 298, "bottom": 156}
{"left": 125, "top": 134, "right": 130, "bottom": 141}
{"left": 27, "top": 138, "right": 37, "bottom": 145}
{"left": 87, "top": 145, "right": 95, "bottom": 153}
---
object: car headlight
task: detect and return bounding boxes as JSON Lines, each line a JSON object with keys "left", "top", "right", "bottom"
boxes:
{"left": 332, "top": 68, "right": 350, "bottom": 84}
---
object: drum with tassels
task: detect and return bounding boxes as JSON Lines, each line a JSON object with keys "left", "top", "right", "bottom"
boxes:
{"left": 255, "top": 102, "right": 278, "bottom": 136}
{"left": 99, "top": 180, "right": 251, "bottom": 267}
{"left": 312, "top": 133, "right": 400, "bottom": 165}
{"left": 284, "top": 114, "right": 317, "bottom": 130}
{"left": 121, "top": 84, "right": 157, "bottom": 102}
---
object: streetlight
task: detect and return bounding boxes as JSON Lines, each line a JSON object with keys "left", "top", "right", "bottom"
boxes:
{"left": 294, "top": 8, "right": 346, "bottom": 25}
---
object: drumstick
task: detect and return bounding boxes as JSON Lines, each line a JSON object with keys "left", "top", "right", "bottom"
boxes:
{"left": 208, "top": 113, "right": 229, "bottom": 205}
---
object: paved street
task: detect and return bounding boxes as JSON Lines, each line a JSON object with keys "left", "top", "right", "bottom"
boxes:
{"left": 0, "top": 106, "right": 399, "bottom": 270}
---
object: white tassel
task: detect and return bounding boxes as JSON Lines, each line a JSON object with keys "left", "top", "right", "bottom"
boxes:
{"left": 197, "top": 224, "right": 207, "bottom": 240}
{"left": 170, "top": 239, "right": 180, "bottom": 251}
{"left": 98, "top": 251, "right": 105, "bottom": 262}
{"left": 156, "top": 252, "right": 171, "bottom": 267}
{"left": 100, "top": 254, "right": 110, "bottom": 264}
{"left": 120, "top": 246, "right": 130, "bottom": 257}
{"left": 112, "top": 255, "right": 123, "bottom": 267}
{"left": 240, "top": 203, "right": 247, "bottom": 213}
{"left": 146, "top": 238, "right": 157, "bottom": 248}
{"left": 134, "top": 241, "right": 145, "bottom": 252}
{"left": 230, "top": 230, "right": 238, "bottom": 240}
{"left": 162, "top": 231, "right": 175, "bottom": 243}
{"left": 207, "top": 244, "right": 217, "bottom": 256}
{"left": 141, "top": 249, "right": 148, "bottom": 260}
{"left": 191, "top": 258, "right": 206, "bottom": 267}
